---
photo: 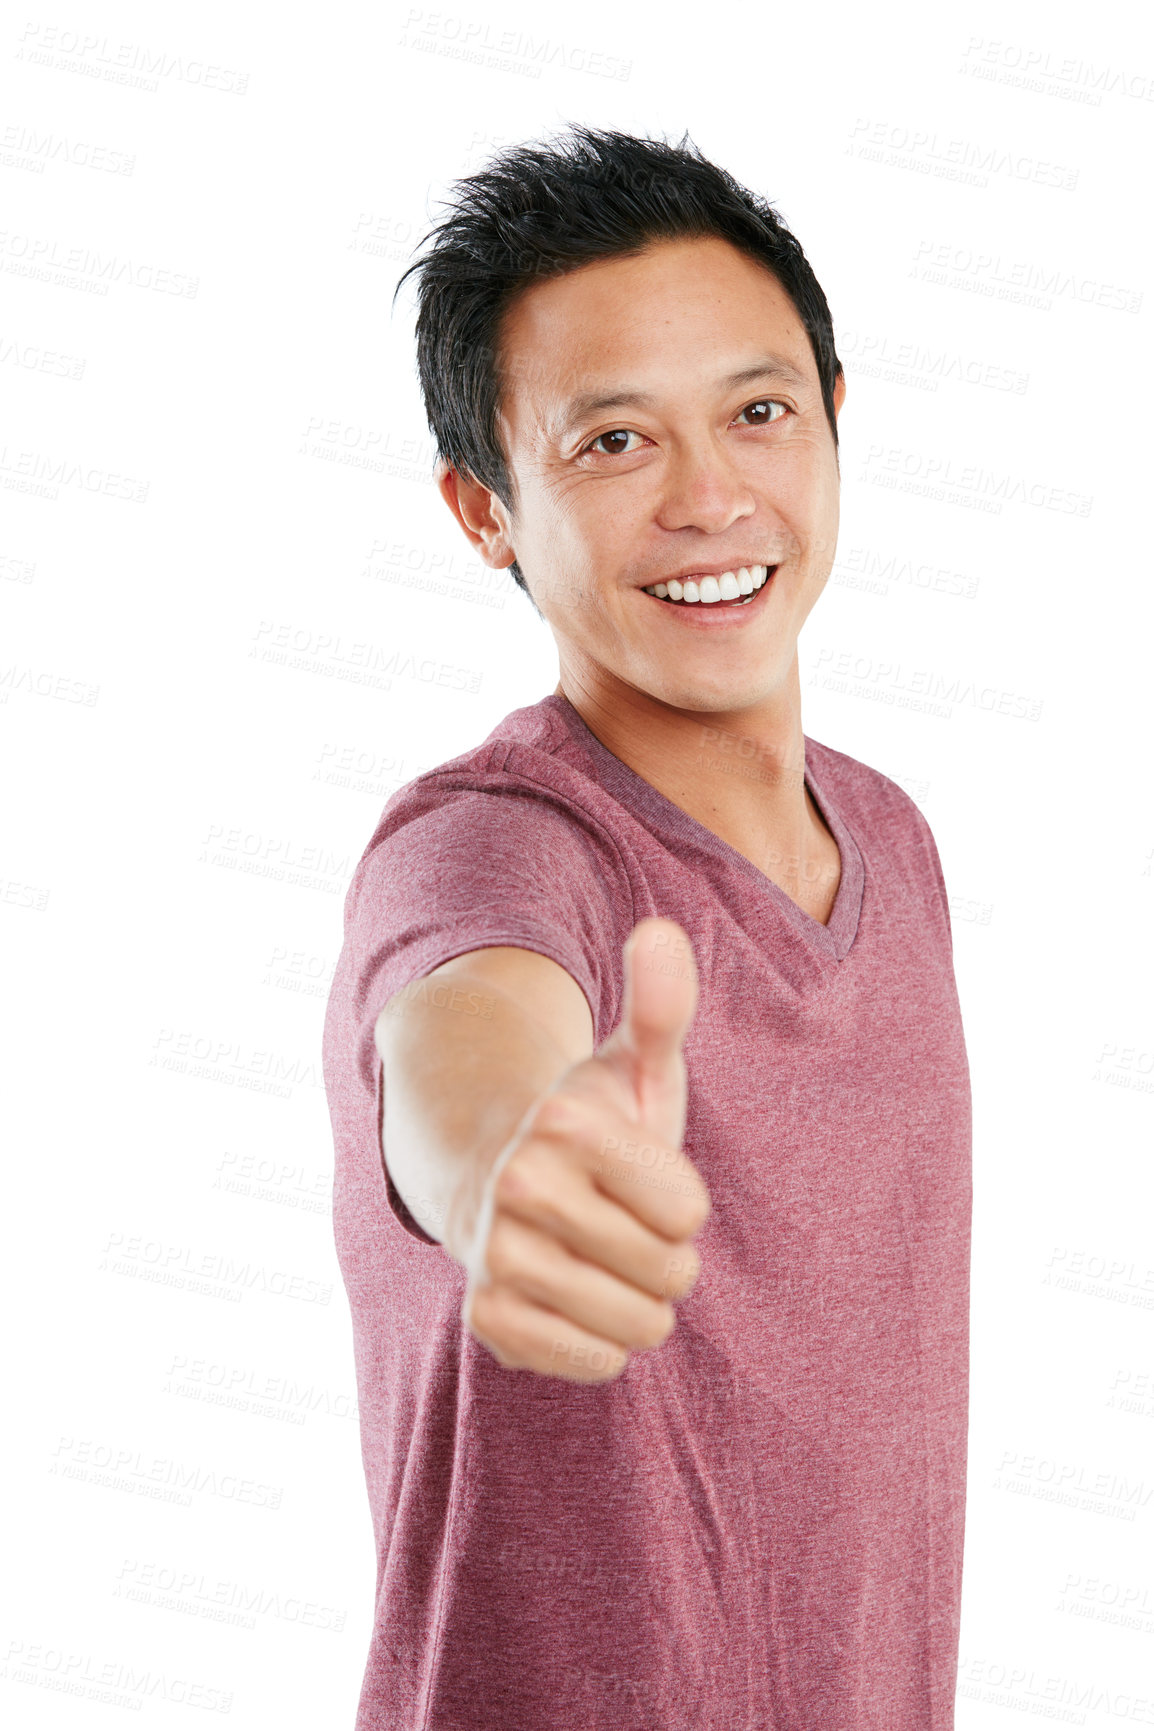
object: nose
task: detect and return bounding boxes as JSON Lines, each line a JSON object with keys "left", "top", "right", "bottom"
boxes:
{"left": 654, "top": 436, "right": 758, "bottom": 536}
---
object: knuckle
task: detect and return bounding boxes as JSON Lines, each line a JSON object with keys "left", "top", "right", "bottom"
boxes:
{"left": 467, "top": 1280, "right": 512, "bottom": 1338}
{"left": 629, "top": 1298, "right": 675, "bottom": 1350}
{"left": 648, "top": 1301, "right": 677, "bottom": 1347}
{"left": 482, "top": 1218, "right": 520, "bottom": 1280}
{"left": 537, "top": 1322, "right": 629, "bottom": 1382}
{"left": 464, "top": 1281, "right": 497, "bottom": 1334}
{"left": 660, "top": 1246, "right": 700, "bottom": 1297}
{"left": 466, "top": 1284, "right": 528, "bottom": 1369}
{"left": 493, "top": 1148, "right": 543, "bottom": 1209}
{"left": 493, "top": 1151, "right": 569, "bottom": 1231}
{"left": 554, "top": 1344, "right": 630, "bottom": 1384}
{"left": 529, "top": 1092, "right": 580, "bottom": 1141}
{"left": 670, "top": 1182, "right": 711, "bottom": 1237}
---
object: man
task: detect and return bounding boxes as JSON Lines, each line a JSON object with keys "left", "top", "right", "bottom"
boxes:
{"left": 323, "top": 126, "right": 971, "bottom": 1729}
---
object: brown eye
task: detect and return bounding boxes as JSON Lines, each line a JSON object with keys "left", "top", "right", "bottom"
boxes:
{"left": 591, "top": 430, "right": 640, "bottom": 456}
{"left": 739, "top": 400, "right": 784, "bottom": 425}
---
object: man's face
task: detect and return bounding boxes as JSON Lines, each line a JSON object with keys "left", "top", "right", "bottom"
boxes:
{"left": 461, "top": 235, "right": 845, "bottom": 714}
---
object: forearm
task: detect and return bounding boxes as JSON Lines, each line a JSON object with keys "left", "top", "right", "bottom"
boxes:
{"left": 375, "top": 958, "right": 588, "bottom": 1251}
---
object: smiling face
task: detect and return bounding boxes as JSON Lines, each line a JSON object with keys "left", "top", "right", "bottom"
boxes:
{"left": 446, "top": 234, "right": 845, "bottom": 717}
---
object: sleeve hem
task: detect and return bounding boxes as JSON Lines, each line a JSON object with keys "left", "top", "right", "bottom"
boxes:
{"left": 369, "top": 921, "right": 603, "bottom": 1044}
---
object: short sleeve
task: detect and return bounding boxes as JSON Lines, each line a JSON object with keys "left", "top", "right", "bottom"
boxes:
{"left": 341, "top": 779, "right": 634, "bottom": 1242}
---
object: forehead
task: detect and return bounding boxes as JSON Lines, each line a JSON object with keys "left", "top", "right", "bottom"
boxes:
{"left": 495, "top": 236, "right": 814, "bottom": 420}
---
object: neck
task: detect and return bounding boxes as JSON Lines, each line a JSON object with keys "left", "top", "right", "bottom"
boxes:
{"left": 554, "top": 654, "right": 840, "bottom": 922}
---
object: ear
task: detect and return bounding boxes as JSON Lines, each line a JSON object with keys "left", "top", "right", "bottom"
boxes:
{"left": 832, "top": 369, "right": 847, "bottom": 420}
{"left": 436, "top": 460, "right": 516, "bottom": 569}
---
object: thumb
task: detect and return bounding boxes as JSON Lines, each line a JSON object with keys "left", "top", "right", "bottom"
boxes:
{"left": 602, "top": 918, "right": 698, "bottom": 1139}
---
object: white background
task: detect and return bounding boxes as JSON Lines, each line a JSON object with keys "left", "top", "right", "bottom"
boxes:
{"left": 2, "top": 0, "right": 1152, "bottom": 1723}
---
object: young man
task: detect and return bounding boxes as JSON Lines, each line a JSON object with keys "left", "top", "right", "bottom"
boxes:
{"left": 323, "top": 127, "right": 971, "bottom": 1730}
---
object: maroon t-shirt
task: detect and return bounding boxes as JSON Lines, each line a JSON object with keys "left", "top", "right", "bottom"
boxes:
{"left": 323, "top": 692, "right": 972, "bottom": 1730}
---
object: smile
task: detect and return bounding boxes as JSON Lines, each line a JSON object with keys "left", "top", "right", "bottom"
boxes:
{"left": 643, "top": 565, "right": 771, "bottom": 606}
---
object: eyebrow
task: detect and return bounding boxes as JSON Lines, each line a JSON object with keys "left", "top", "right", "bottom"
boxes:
{"left": 558, "top": 356, "right": 813, "bottom": 441}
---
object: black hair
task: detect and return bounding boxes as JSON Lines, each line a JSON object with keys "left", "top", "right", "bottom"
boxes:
{"left": 395, "top": 124, "right": 842, "bottom": 596}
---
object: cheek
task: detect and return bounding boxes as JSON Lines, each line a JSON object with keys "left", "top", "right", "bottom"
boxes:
{"left": 560, "top": 487, "right": 632, "bottom": 551}
{"left": 787, "top": 458, "right": 841, "bottom": 548}
{"left": 528, "top": 485, "right": 598, "bottom": 561}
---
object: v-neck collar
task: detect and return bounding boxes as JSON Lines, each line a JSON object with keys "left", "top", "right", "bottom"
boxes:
{"left": 543, "top": 693, "right": 864, "bottom": 963}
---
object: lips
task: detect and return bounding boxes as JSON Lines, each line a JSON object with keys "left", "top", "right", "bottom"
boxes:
{"left": 643, "top": 565, "right": 772, "bottom": 606}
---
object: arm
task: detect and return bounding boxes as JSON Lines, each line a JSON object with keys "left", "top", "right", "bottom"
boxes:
{"left": 374, "top": 921, "right": 711, "bottom": 1382}
{"left": 375, "top": 945, "right": 596, "bottom": 1248}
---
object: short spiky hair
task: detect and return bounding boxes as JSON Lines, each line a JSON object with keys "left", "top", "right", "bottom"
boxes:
{"left": 396, "top": 125, "right": 842, "bottom": 595}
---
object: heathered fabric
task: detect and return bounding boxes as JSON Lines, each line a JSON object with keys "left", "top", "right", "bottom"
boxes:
{"left": 323, "top": 691, "right": 972, "bottom": 1731}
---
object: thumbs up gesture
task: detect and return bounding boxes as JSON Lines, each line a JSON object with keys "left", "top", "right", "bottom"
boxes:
{"left": 460, "top": 918, "right": 711, "bottom": 1382}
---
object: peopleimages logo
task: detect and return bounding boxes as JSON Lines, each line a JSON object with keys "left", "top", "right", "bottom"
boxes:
{"left": 847, "top": 116, "right": 1079, "bottom": 190}
{"left": 0, "top": 228, "right": 198, "bottom": 296}
{"left": 859, "top": 444, "right": 1092, "bottom": 517}
{"left": 0, "top": 121, "right": 135, "bottom": 175}
{"left": 15, "top": 22, "right": 250, "bottom": 94}
{"left": 838, "top": 329, "right": 1028, "bottom": 395}
{"left": 113, "top": 1558, "right": 348, "bottom": 1632}
{"left": 0, "top": 442, "right": 148, "bottom": 501}
{"left": 912, "top": 238, "right": 1142, "bottom": 314}
{"left": 810, "top": 648, "right": 1044, "bottom": 723}
{"left": 3, "top": 1637, "right": 233, "bottom": 1715}
{"left": 959, "top": 36, "right": 1154, "bottom": 105}
{"left": 397, "top": 9, "right": 632, "bottom": 81}
{"left": 249, "top": 619, "right": 484, "bottom": 695}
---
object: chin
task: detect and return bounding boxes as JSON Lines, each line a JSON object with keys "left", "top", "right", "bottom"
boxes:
{"left": 644, "top": 671, "right": 780, "bottom": 715}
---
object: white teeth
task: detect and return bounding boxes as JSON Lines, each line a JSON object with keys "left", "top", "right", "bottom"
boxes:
{"left": 645, "top": 564, "right": 771, "bottom": 604}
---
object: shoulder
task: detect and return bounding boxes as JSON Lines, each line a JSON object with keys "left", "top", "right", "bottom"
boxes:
{"left": 805, "top": 733, "right": 950, "bottom": 918}
{"left": 338, "top": 698, "right": 637, "bottom": 1046}
{"left": 805, "top": 734, "right": 935, "bottom": 844}
{"left": 348, "top": 696, "right": 636, "bottom": 915}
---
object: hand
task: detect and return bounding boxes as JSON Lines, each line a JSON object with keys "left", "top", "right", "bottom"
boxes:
{"left": 454, "top": 917, "right": 710, "bottom": 1383}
